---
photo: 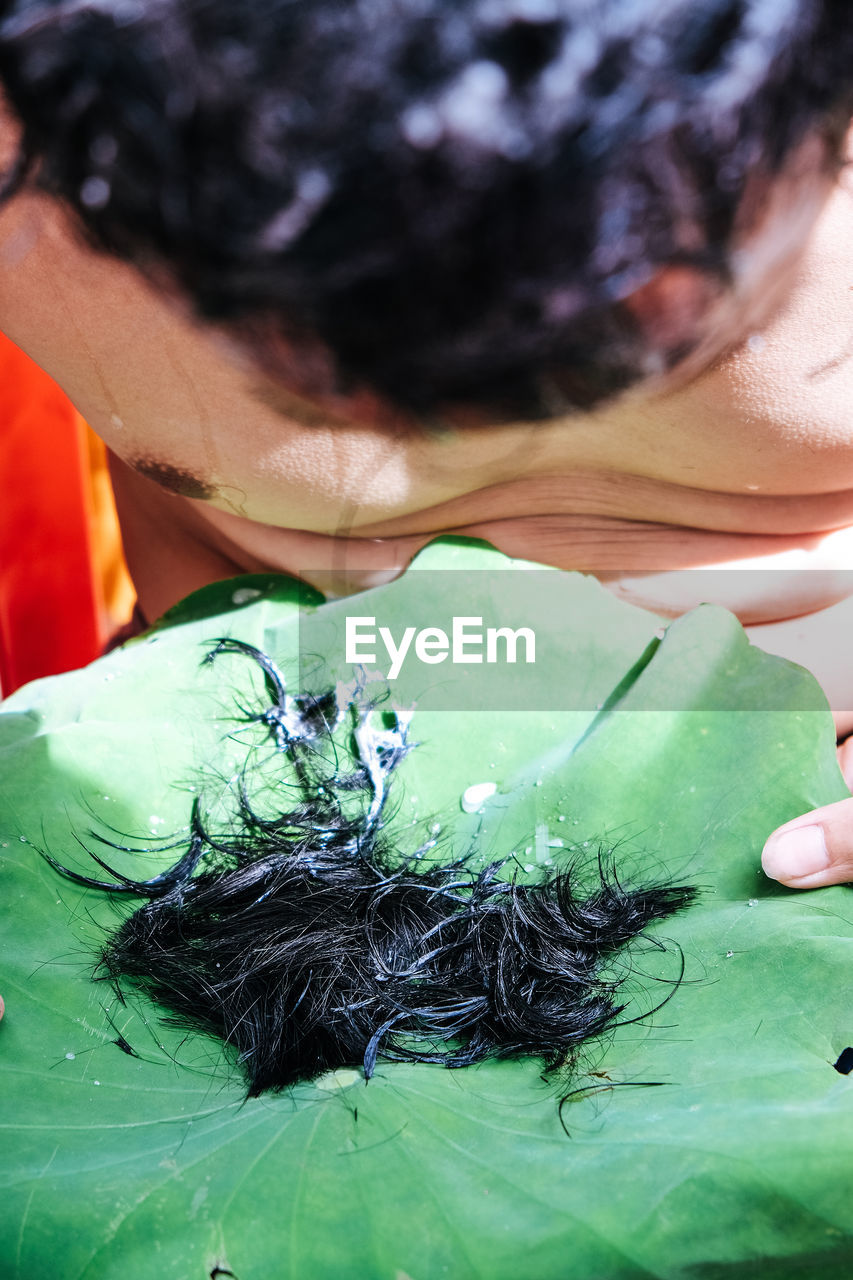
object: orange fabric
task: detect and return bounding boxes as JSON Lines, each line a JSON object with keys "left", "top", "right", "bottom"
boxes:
{"left": 84, "top": 426, "right": 136, "bottom": 633}
{"left": 0, "top": 332, "right": 134, "bottom": 696}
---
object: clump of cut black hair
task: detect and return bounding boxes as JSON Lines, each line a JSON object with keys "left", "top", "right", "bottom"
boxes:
{"left": 46, "top": 639, "right": 697, "bottom": 1097}
{"left": 0, "top": 2, "right": 852, "bottom": 416}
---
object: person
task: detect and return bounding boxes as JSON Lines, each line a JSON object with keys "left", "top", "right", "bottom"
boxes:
{"left": 0, "top": 0, "right": 852, "bottom": 896}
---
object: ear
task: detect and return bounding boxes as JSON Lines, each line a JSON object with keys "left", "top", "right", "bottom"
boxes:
{"left": 0, "top": 89, "right": 22, "bottom": 183}
{"left": 621, "top": 264, "right": 723, "bottom": 358}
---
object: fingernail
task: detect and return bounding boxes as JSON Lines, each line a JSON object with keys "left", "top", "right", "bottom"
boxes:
{"left": 762, "top": 825, "right": 829, "bottom": 882}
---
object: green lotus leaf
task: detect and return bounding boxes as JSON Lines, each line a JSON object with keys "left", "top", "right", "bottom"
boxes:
{"left": 1, "top": 538, "right": 851, "bottom": 1279}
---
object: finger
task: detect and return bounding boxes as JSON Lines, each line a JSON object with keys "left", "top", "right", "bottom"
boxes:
{"left": 762, "top": 798, "right": 853, "bottom": 888}
{"left": 838, "top": 736, "right": 853, "bottom": 791}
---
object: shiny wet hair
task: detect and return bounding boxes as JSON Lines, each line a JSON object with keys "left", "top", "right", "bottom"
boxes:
{"left": 45, "top": 640, "right": 697, "bottom": 1097}
{"left": 1, "top": 0, "right": 851, "bottom": 415}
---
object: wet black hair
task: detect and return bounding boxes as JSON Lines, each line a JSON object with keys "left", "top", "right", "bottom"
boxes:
{"left": 0, "top": 1, "right": 852, "bottom": 416}
{"left": 45, "top": 639, "right": 697, "bottom": 1097}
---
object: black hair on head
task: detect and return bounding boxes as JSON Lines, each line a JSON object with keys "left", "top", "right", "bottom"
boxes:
{"left": 1, "top": 1, "right": 852, "bottom": 415}
{"left": 46, "top": 639, "right": 697, "bottom": 1097}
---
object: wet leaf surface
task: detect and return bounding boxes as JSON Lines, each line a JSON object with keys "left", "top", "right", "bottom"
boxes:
{"left": 2, "top": 540, "right": 851, "bottom": 1279}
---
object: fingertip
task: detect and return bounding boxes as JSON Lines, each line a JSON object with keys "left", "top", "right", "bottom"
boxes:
{"left": 762, "top": 824, "right": 830, "bottom": 885}
{"left": 763, "top": 798, "right": 853, "bottom": 887}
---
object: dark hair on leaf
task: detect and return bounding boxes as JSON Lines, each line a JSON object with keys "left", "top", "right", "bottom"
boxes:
{"left": 1, "top": 1, "right": 852, "bottom": 415}
{"left": 46, "top": 639, "right": 697, "bottom": 1097}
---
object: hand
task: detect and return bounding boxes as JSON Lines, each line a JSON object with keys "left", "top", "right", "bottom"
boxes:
{"left": 762, "top": 740, "right": 853, "bottom": 888}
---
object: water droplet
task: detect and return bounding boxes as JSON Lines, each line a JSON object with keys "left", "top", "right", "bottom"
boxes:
{"left": 548, "top": 838, "right": 564, "bottom": 848}
{"left": 103, "top": 672, "right": 114, "bottom": 682}
{"left": 558, "top": 815, "right": 566, "bottom": 823}
{"left": 110, "top": 413, "right": 124, "bottom": 429}
{"left": 524, "top": 864, "right": 534, "bottom": 873}
{"left": 747, "top": 898, "right": 759, "bottom": 907}
{"left": 747, "top": 332, "right": 766, "bottom": 353}
{"left": 231, "top": 587, "right": 263, "bottom": 606}
{"left": 93, "top": 1080, "right": 100, "bottom": 1086}
{"left": 80, "top": 175, "right": 111, "bottom": 209}
{"left": 148, "top": 815, "right": 164, "bottom": 826}
{"left": 401, "top": 103, "right": 443, "bottom": 149}
{"left": 65, "top": 1052, "right": 76, "bottom": 1061}
{"left": 430, "top": 822, "right": 441, "bottom": 835}
{"left": 315, "top": 1067, "right": 361, "bottom": 1091}
{"left": 19, "top": 836, "right": 27, "bottom": 843}
{"left": 461, "top": 782, "right": 496, "bottom": 813}
{"left": 726, "top": 950, "right": 734, "bottom": 958}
